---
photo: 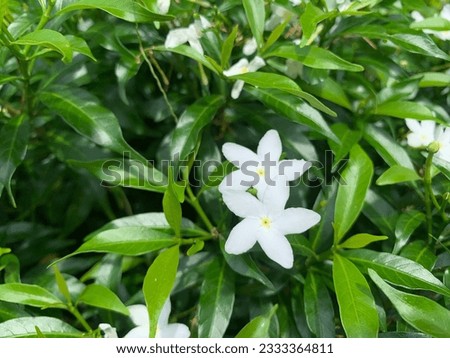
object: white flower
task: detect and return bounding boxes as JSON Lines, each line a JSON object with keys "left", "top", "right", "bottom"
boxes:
{"left": 265, "top": 4, "right": 294, "bottom": 31}
{"left": 157, "top": 0, "right": 170, "bottom": 14}
{"left": 99, "top": 323, "right": 118, "bottom": 338}
{"left": 223, "top": 56, "right": 265, "bottom": 99}
{"left": 411, "top": 5, "right": 450, "bottom": 41}
{"left": 243, "top": 37, "right": 257, "bottom": 56}
{"left": 289, "top": 0, "right": 302, "bottom": 6}
{"left": 164, "top": 16, "right": 211, "bottom": 55}
{"left": 124, "top": 300, "right": 190, "bottom": 338}
{"left": 222, "top": 183, "right": 320, "bottom": 269}
{"left": 336, "top": 0, "right": 351, "bottom": 12}
{"left": 219, "top": 129, "right": 310, "bottom": 199}
{"left": 405, "top": 119, "right": 450, "bottom": 162}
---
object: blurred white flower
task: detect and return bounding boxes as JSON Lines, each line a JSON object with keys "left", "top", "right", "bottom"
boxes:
{"left": 336, "top": 0, "right": 351, "bottom": 12}
{"left": 223, "top": 56, "right": 265, "bottom": 99}
{"left": 124, "top": 300, "right": 190, "bottom": 338}
{"left": 164, "top": 16, "right": 212, "bottom": 55}
{"left": 289, "top": 0, "right": 302, "bottom": 5}
{"left": 411, "top": 5, "right": 450, "bottom": 41}
{"left": 222, "top": 183, "right": 320, "bottom": 269}
{"left": 265, "top": 4, "right": 294, "bottom": 31}
{"left": 434, "top": 126, "right": 450, "bottom": 162}
{"left": 243, "top": 37, "right": 258, "bottom": 56}
{"left": 99, "top": 323, "right": 118, "bottom": 338}
{"left": 157, "top": 0, "right": 170, "bottom": 14}
{"left": 219, "top": 129, "right": 310, "bottom": 200}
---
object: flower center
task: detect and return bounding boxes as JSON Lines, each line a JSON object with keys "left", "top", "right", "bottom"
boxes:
{"left": 260, "top": 216, "right": 272, "bottom": 229}
{"left": 256, "top": 166, "right": 265, "bottom": 177}
{"left": 239, "top": 65, "right": 249, "bottom": 74}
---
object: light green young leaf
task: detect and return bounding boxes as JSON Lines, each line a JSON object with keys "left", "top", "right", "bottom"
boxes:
{"left": 65, "top": 35, "right": 96, "bottom": 61}
{"left": 265, "top": 45, "right": 364, "bottom": 72}
{"left": 143, "top": 245, "right": 180, "bottom": 338}
{"left": 416, "top": 72, "right": 450, "bottom": 87}
{"left": 235, "top": 305, "right": 277, "bottom": 338}
{"left": 53, "top": 266, "right": 72, "bottom": 304}
{"left": 163, "top": 177, "right": 182, "bottom": 238}
{"left": 389, "top": 33, "right": 450, "bottom": 61}
{"left": 372, "top": 101, "right": 436, "bottom": 120}
{"left": 77, "top": 284, "right": 129, "bottom": 316}
{"left": 0, "top": 115, "right": 29, "bottom": 208}
{"left": 411, "top": 17, "right": 450, "bottom": 31}
{"left": 369, "top": 269, "right": 450, "bottom": 338}
{"left": 0, "top": 317, "right": 82, "bottom": 338}
{"left": 302, "top": 77, "right": 352, "bottom": 110}
{"left": 58, "top": 0, "right": 173, "bottom": 23}
{"left": 198, "top": 257, "right": 235, "bottom": 338}
{"left": 13, "top": 29, "right": 73, "bottom": 63}
{"left": 242, "top": 0, "right": 265, "bottom": 48}
{"left": 221, "top": 25, "right": 238, "bottom": 68}
{"left": 333, "top": 254, "right": 378, "bottom": 337}
{"left": 0, "top": 283, "right": 65, "bottom": 309}
{"left": 328, "top": 123, "right": 361, "bottom": 171}
{"left": 340, "top": 234, "right": 388, "bottom": 249}
{"left": 343, "top": 249, "right": 450, "bottom": 297}
{"left": 376, "top": 165, "right": 421, "bottom": 186}
{"left": 334, "top": 145, "right": 373, "bottom": 243}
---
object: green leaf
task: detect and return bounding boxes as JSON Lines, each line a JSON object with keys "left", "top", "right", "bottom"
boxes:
{"left": 53, "top": 266, "right": 72, "bottom": 304}
{"left": 0, "top": 115, "right": 29, "bottom": 208}
{"left": 186, "top": 239, "right": 205, "bottom": 256}
{"left": 242, "top": 0, "right": 265, "bottom": 48}
{"left": 261, "top": 21, "right": 288, "bottom": 53}
{"left": 369, "top": 269, "right": 450, "bottom": 338}
{"left": 393, "top": 211, "right": 426, "bottom": 254}
{"left": 362, "top": 190, "right": 399, "bottom": 237}
{"left": 198, "top": 257, "right": 235, "bottom": 338}
{"left": 65, "top": 35, "right": 96, "bottom": 61}
{"left": 0, "top": 317, "right": 81, "bottom": 338}
{"left": 389, "top": 33, "right": 450, "bottom": 61}
{"left": 0, "top": 283, "right": 65, "bottom": 309}
{"left": 221, "top": 25, "right": 238, "bottom": 68}
{"left": 333, "top": 254, "right": 379, "bottom": 337}
{"left": 400, "top": 241, "right": 436, "bottom": 272}
{"left": 13, "top": 29, "right": 73, "bottom": 63}
{"left": 266, "top": 45, "right": 364, "bottom": 72}
{"left": 304, "top": 271, "right": 335, "bottom": 337}
{"left": 163, "top": 183, "right": 182, "bottom": 238}
{"left": 171, "top": 95, "right": 225, "bottom": 162}
{"left": 77, "top": 284, "right": 129, "bottom": 316}
{"left": 58, "top": 0, "right": 173, "bottom": 23}
{"left": 340, "top": 234, "right": 388, "bottom": 249}
{"left": 372, "top": 101, "right": 436, "bottom": 120}
{"left": 343, "top": 249, "right": 450, "bottom": 297}
{"left": 40, "top": 87, "right": 148, "bottom": 163}
{"left": 69, "top": 159, "right": 167, "bottom": 193}
{"left": 376, "top": 165, "right": 421, "bottom": 186}
{"left": 328, "top": 123, "right": 361, "bottom": 171}
{"left": 235, "top": 305, "right": 277, "bottom": 338}
{"left": 334, "top": 145, "right": 373, "bottom": 243}
{"left": 411, "top": 17, "right": 450, "bottom": 31}
{"left": 416, "top": 72, "right": 450, "bottom": 87}
{"left": 62, "top": 227, "right": 176, "bottom": 259}
{"left": 246, "top": 87, "right": 339, "bottom": 143}
{"left": 302, "top": 77, "right": 352, "bottom": 110}
{"left": 143, "top": 245, "right": 180, "bottom": 338}
{"left": 364, "top": 124, "right": 415, "bottom": 170}
{"left": 299, "top": 3, "right": 325, "bottom": 42}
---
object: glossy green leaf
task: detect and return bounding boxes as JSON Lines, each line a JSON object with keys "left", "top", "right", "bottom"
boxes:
{"left": 372, "top": 101, "right": 435, "bottom": 120}
{"left": 0, "top": 283, "right": 65, "bottom": 309}
{"left": 58, "top": 0, "right": 173, "bottom": 23}
{"left": 362, "top": 190, "right": 399, "bottom": 237}
{"left": 0, "top": 75, "right": 21, "bottom": 85}
{"left": 364, "top": 124, "right": 415, "bottom": 170}
{"left": 186, "top": 239, "right": 205, "bottom": 256}
{"left": 389, "top": 33, "right": 450, "bottom": 61}
{"left": 0, "top": 317, "right": 81, "bottom": 338}
{"left": 143, "top": 245, "right": 180, "bottom": 338}
{"left": 69, "top": 159, "right": 166, "bottom": 193}
{"left": 300, "top": 3, "right": 328, "bottom": 43}
{"left": 400, "top": 241, "right": 436, "bottom": 272}
{"left": 40, "top": 87, "right": 148, "bottom": 163}
{"left": 13, "top": 29, "right": 73, "bottom": 63}
{"left": 171, "top": 95, "right": 225, "bottom": 162}
{"left": 369, "top": 269, "right": 450, "bottom": 338}
{"left": 221, "top": 25, "right": 238, "bottom": 68}
{"left": 333, "top": 254, "right": 378, "bottom": 337}
{"left": 328, "top": 123, "right": 361, "bottom": 171}
{"left": 0, "top": 254, "right": 21, "bottom": 284}
{"left": 302, "top": 77, "right": 352, "bottom": 110}
{"left": 266, "top": 45, "right": 364, "bottom": 72}
{"left": 62, "top": 227, "right": 176, "bottom": 259}
{"left": 393, "top": 211, "right": 426, "bottom": 254}
{"left": 242, "top": 0, "right": 265, "bottom": 48}
{"left": 246, "top": 87, "right": 339, "bottom": 143}
{"left": 334, "top": 145, "right": 374, "bottom": 243}
{"left": 77, "top": 284, "right": 129, "bottom": 315}
{"left": 262, "top": 21, "right": 288, "bottom": 53}
{"left": 416, "top": 72, "right": 450, "bottom": 87}
{"left": 376, "top": 165, "right": 421, "bottom": 186}
{"left": 53, "top": 266, "right": 71, "bottom": 304}
{"left": 66, "top": 35, "right": 96, "bottom": 61}
{"left": 304, "top": 271, "right": 335, "bottom": 337}
{"left": 0, "top": 115, "right": 29, "bottom": 208}
{"left": 198, "top": 257, "right": 235, "bottom": 337}
{"left": 163, "top": 184, "right": 182, "bottom": 238}
{"left": 343, "top": 249, "right": 450, "bottom": 297}
{"left": 235, "top": 305, "right": 277, "bottom": 338}
{"left": 340, "top": 233, "right": 388, "bottom": 249}
{"left": 411, "top": 17, "right": 450, "bottom": 31}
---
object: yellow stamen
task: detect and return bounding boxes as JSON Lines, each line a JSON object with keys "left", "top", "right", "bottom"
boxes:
{"left": 260, "top": 216, "right": 272, "bottom": 229}
{"left": 256, "top": 167, "right": 265, "bottom": 177}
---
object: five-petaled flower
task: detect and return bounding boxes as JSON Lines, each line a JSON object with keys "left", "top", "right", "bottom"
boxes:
{"left": 405, "top": 119, "right": 450, "bottom": 162}
{"left": 223, "top": 56, "right": 266, "bottom": 99}
{"left": 164, "top": 16, "right": 211, "bottom": 55}
{"left": 219, "top": 129, "right": 310, "bottom": 199}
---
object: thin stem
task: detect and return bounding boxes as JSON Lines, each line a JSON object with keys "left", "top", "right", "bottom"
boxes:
{"left": 69, "top": 306, "right": 92, "bottom": 332}
{"left": 179, "top": 235, "right": 213, "bottom": 245}
{"left": 423, "top": 151, "right": 436, "bottom": 245}
{"left": 185, "top": 185, "right": 215, "bottom": 233}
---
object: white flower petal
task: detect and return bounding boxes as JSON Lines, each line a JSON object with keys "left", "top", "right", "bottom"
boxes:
{"left": 187, "top": 37, "right": 204, "bottom": 55}
{"left": 157, "top": 323, "right": 190, "bottom": 338}
{"left": 421, "top": 120, "right": 436, "bottom": 136}
{"left": 124, "top": 326, "right": 149, "bottom": 338}
{"left": 222, "top": 142, "right": 259, "bottom": 164}
{"left": 289, "top": 0, "right": 301, "bottom": 6}
{"left": 221, "top": 190, "right": 264, "bottom": 218}
{"left": 231, "top": 80, "right": 245, "bottom": 99}
{"left": 441, "top": 5, "right": 450, "bottom": 21}
{"left": 128, "top": 305, "right": 149, "bottom": 327}
{"left": 158, "top": 299, "right": 172, "bottom": 328}
{"left": 157, "top": 0, "right": 170, "bottom": 14}
{"left": 198, "top": 15, "right": 212, "bottom": 30}
{"left": 99, "top": 323, "right": 118, "bottom": 338}
{"left": 279, "top": 159, "right": 311, "bottom": 181}
{"left": 248, "top": 56, "right": 266, "bottom": 72}
{"left": 259, "top": 179, "right": 290, "bottom": 213}
{"left": 219, "top": 170, "right": 253, "bottom": 193}
{"left": 411, "top": 11, "right": 424, "bottom": 22}
{"left": 223, "top": 58, "right": 249, "bottom": 77}
{"left": 257, "top": 129, "right": 282, "bottom": 161}
{"left": 273, "top": 207, "right": 321, "bottom": 235}
{"left": 257, "top": 229, "right": 294, "bottom": 269}
{"left": 436, "top": 145, "right": 450, "bottom": 162}
{"left": 436, "top": 126, "right": 450, "bottom": 143}
{"left": 225, "top": 218, "right": 260, "bottom": 254}
{"left": 165, "top": 28, "right": 189, "bottom": 48}
{"left": 243, "top": 37, "right": 257, "bottom": 56}
{"left": 405, "top": 118, "right": 421, "bottom": 132}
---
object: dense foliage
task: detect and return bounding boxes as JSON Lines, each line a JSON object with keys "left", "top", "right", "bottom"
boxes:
{"left": 0, "top": 0, "right": 449, "bottom": 338}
